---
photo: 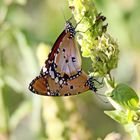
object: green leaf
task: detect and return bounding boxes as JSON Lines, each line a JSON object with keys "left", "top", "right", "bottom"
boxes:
{"left": 110, "top": 84, "right": 139, "bottom": 110}
{"left": 104, "top": 110, "right": 129, "bottom": 124}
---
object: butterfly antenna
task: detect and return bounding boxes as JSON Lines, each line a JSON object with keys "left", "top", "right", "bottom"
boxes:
{"left": 60, "top": 8, "right": 73, "bottom": 27}
{"left": 89, "top": 77, "right": 104, "bottom": 87}
{"left": 67, "top": 15, "right": 74, "bottom": 22}
{"left": 94, "top": 78, "right": 104, "bottom": 85}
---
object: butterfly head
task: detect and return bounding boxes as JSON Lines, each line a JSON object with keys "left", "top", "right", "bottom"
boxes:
{"left": 65, "top": 21, "right": 76, "bottom": 38}
{"left": 86, "top": 77, "right": 97, "bottom": 92}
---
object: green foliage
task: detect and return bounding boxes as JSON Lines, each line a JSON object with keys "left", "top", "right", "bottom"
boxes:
{"left": 109, "top": 84, "right": 139, "bottom": 110}
{"left": 105, "top": 84, "right": 140, "bottom": 140}
{"left": 68, "top": 0, "right": 119, "bottom": 77}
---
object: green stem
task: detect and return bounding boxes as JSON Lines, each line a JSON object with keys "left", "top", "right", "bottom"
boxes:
{"left": 108, "top": 72, "right": 115, "bottom": 88}
{"left": 0, "top": 84, "right": 10, "bottom": 138}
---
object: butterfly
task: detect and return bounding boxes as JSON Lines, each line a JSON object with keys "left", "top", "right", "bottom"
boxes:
{"left": 29, "top": 20, "right": 97, "bottom": 96}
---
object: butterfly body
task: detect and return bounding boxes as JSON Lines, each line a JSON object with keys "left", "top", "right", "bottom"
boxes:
{"left": 29, "top": 71, "right": 95, "bottom": 96}
{"left": 29, "top": 21, "right": 97, "bottom": 96}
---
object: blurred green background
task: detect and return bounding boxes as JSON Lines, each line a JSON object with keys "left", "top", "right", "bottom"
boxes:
{"left": 0, "top": 0, "right": 140, "bottom": 140}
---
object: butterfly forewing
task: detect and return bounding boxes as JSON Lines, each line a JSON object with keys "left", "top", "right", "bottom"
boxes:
{"left": 46, "top": 31, "right": 66, "bottom": 62}
{"left": 54, "top": 32, "right": 81, "bottom": 77}
{"left": 41, "top": 22, "right": 81, "bottom": 80}
{"left": 40, "top": 30, "right": 66, "bottom": 74}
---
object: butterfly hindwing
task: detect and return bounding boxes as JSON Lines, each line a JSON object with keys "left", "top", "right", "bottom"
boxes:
{"left": 29, "top": 75, "right": 49, "bottom": 95}
{"left": 29, "top": 71, "right": 92, "bottom": 96}
{"left": 59, "top": 71, "right": 90, "bottom": 96}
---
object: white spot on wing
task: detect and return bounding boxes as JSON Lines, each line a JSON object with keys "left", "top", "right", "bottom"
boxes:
{"left": 55, "top": 77, "right": 59, "bottom": 83}
{"left": 29, "top": 85, "right": 31, "bottom": 89}
{"left": 59, "top": 79, "right": 63, "bottom": 85}
{"left": 49, "top": 67, "right": 55, "bottom": 79}
{"left": 42, "top": 67, "right": 47, "bottom": 73}
{"left": 50, "top": 71, "right": 55, "bottom": 79}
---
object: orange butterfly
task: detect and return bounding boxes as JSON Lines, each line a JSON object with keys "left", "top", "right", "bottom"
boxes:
{"left": 29, "top": 21, "right": 97, "bottom": 96}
